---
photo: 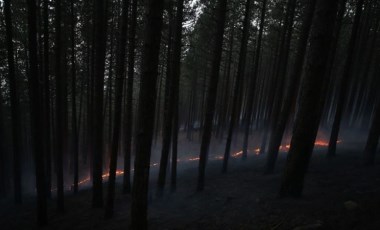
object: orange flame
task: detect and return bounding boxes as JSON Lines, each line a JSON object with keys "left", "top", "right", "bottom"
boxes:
{"left": 67, "top": 139, "right": 342, "bottom": 190}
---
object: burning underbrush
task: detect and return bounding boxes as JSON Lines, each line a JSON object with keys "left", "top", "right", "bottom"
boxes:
{"left": 67, "top": 138, "right": 339, "bottom": 191}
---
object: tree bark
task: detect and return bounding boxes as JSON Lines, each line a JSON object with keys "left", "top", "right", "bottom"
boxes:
{"left": 70, "top": 0, "right": 79, "bottom": 194}
{"left": 265, "top": 0, "right": 317, "bottom": 174}
{"left": 0, "top": 91, "right": 5, "bottom": 197}
{"left": 42, "top": 0, "right": 52, "bottom": 199}
{"left": 4, "top": 0, "right": 23, "bottom": 204}
{"left": 170, "top": 0, "right": 184, "bottom": 192}
{"left": 55, "top": 0, "right": 65, "bottom": 212}
{"left": 157, "top": 0, "right": 174, "bottom": 197}
{"left": 241, "top": 0, "right": 267, "bottom": 158}
{"left": 92, "top": 0, "right": 109, "bottom": 208}
{"left": 105, "top": 0, "right": 129, "bottom": 218}
{"left": 197, "top": 0, "right": 228, "bottom": 191}
{"left": 123, "top": 0, "right": 137, "bottom": 195}
{"left": 130, "top": 0, "right": 165, "bottom": 228}
{"left": 327, "top": 0, "right": 364, "bottom": 157}
{"left": 222, "top": 0, "right": 252, "bottom": 173}
{"left": 279, "top": 0, "right": 339, "bottom": 198}
{"left": 27, "top": 0, "right": 48, "bottom": 224}
{"left": 363, "top": 95, "right": 380, "bottom": 165}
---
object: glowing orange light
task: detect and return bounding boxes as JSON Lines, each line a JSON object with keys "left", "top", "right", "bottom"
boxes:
{"left": 65, "top": 139, "right": 343, "bottom": 190}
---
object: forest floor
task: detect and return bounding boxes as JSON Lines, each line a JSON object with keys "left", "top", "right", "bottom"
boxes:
{"left": 1, "top": 136, "right": 380, "bottom": 230}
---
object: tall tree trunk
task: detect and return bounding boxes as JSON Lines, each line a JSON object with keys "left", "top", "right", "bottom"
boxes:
{"left": 55, "top": 0, "right": 65, "bottom": 212}
{"left": 216, "top": 26, "right": 234, "bottom": 140}
{"left": 70, "top": 0, "right": 79, "bottom": 194}
{"left": 320, "top": 0, "right": 347, "bottom": 129}
{"left": 197, "top": 0, "right": 228, "bottom": 192}
{"left": 262, "top": 0, "right": 296, "bottom": 155}
{"left": 130, "top": 0, "right": 165, "bottom": 228}
{"left": 241, "top": 0, "right": 267, "bottom": 158}
{"left": 327, "top": 0, "right": 364, "bottom": 157}
{"left": 222, "top": 0, "right": 252, "bottom": 173}
{"left": 92, "top": 0, "right": 109, "bottom": 208}
{"left": 27, "top": 0, "right": 48, "bottom": 225}
{"left": 279, "top": 0, "right": 339, "bottom": 198}
{"left": 157, "top": 0, "right": 174, "bottom": 197}
{"left": 170, "top": 0, "right": 184, "bottom": 192}
{"left": 265, "top": 0, "right": 317, "bottom": 174}
{"left": 105, "top": 0, "right": 129, "bottom": 219}
{"left": 363, "top": 98, "right": 380, "bottom": 165}
{"left": 4, "top": 0, "right": 23, "bottom": 204}
{"left": 0, "top": 91, "right": 5, "bottom": 197}
{"left": 43, "top": 0, "right": 52, "bottom": 199}
{"left": 123, "top": 0, "right": 137, "bottom": 195}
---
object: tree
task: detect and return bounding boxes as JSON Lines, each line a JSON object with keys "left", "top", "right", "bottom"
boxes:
{"left": 363, "top": 96, "right": 380, "bottom": 165}
{"left": 42, "top": 0, "right": 52, "bottom": 199}
{"left": 157, "top": 0, "right": 175, "bottom": 197}
{"left": 4, "top": 0, "right": 23, "bottom": 204}
{"left": 26, "top": 0, "right": 48, "bottom": 225}
{"left": 130, "top": 0, "right": 165, "bottom": 228}
{"left": 170, "top": 0, "right": 185, "bottom": 192}
{"left": 123, "top": 0, "right": 138, "bottom": 195}
{"left": 258, "top": 0, "right": 296, "bottom": 156}
{"left": 327, "top": 0, "right": 365, "bottom": 157}
{"left": 222, "top": 0, "right": 252, "bottom": 173}
{"left": 265, "top": 0, "right": 317, "bottom": 174}
{"left": 279, "top": 0, "right": 340, "bottom": 198}
{"left": 241, "top": 0, "right": 267, "bottom": 158}
{"left": 92, "top": 0, "right": 109, "bottom": 208}
{"left": 197, "top": 0, "right": 228, "bottom": 191}
{"left": 0, "top": 86, "right": 6, "bottom": 197}
{"left": 70, "top": 0, "right": 80, "bottom": 195}
{"left": 105, "top": 0, "right": 129, "bottom": 218}
{"left": 55, "top": 0, "right": 65, "bottom": 212}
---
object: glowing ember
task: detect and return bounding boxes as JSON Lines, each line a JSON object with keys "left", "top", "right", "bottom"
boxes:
{"left": 188, "top": 157, "right": 200, "bottom": 161}
{"left": 314, "top": 141, "right": 328, "bottom": 147}
{"left": 65, "top": 139, "right": 342, "bottom": 190}
{"left": 231, "top": 151, "right": 243, "bottom": 158}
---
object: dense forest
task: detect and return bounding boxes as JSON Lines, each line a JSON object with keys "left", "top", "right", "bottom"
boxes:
{"left": 1, "top": 0, "right": 380, "bottom": 229}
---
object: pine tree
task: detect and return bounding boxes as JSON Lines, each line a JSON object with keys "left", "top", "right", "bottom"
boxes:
{"left": 130, "top": 0, "right": 165, "bottom": 228}
{"left": 26, "top": 0, "right": 48, "bottom": 224}
{"left": 4, "top": 0, "right": 23, "bottom": 204}
{"left": 279, "top": 0, "right": 340, "bottom": 198}
{"left": 105, "top": 0, "right": 129, "bottom": 218}
{"left": 197, "top": 0, "right": 228, "bottom": 191}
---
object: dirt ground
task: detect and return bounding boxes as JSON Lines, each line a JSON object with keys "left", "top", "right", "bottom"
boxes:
{"left": 1, "top": 139, "right": 380, "bottom": 230}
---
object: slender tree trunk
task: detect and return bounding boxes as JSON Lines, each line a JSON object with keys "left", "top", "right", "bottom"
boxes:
{"left": 130, "top": 0, "right": 165, "bottom": 228}
{"left": 265, "top": 0, "right": 317, "bottom": 174}
{"left": 279, "top": 0, "right": 339, "bottom": 198}
{"left": 55, "top": 0, "right": 65, "bottom": 212}
{"left": 27, "top": 0, "right": 47, "bottom": 224}
{"left": 241, "top": 0, "right": 267, "bottom": 158}
{"left": 0, "top": 92, "right": 5, "bottom": 197}
{"left": 320, "top": 0, "right": 347, "bottom": 129}
{"left": 92, "top": 0, "right": 109, "bottom": 208}
{"left": 105, "top": 0, "right": 129, "bottom": 219}
{"left": 157, "top": 0, "right": 174, "bottom": 197}
{"left": 70, "top": 0, "right": 79, "bottom": 194}
{"left": 217, "top": 26, "right": 234, "bottom": 140}
{"left": 123, "top": 0, "right": 137, "bottom": 194}
{"left": 4, "top": 0, "right": 23, "bottom": 204}
{"left": 222, "top": 0, "right": 252, "bottom": 173}
{"left": 197, "top": 0, "right": 228, "bottom": 192}
{"left": 170, "top": 0, "right": 184, "bottom": 192}
{"left": 42, "top": 0, "right": 52, "bottom": 199}
{"left": 327, "top": 0, "right": 364, "bottom": 157}
{"left": 263, "top": 0, "right": 296, "bottom": 156}
{"left": 363, "top": 95, "right": 380, "bottom": 165}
